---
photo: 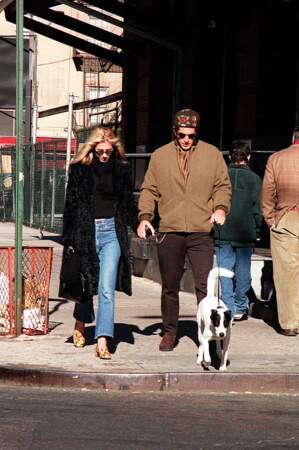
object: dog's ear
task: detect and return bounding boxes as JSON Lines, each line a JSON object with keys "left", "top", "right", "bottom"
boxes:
{"left": 210, "top": 309, "right": 218, "bottom": 320}
{"left": 224, "top": 310, "right": 232, "bottom": 325}
{"left": 210, "top": 309, "right": 220, "bottom": 327}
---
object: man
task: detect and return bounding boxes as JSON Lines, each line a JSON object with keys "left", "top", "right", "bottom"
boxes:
{"left": 262, "top": 128, "right": 299, "bottom": 336}
{"left": 137, "top": 108, "right": 231, "bottom": 351}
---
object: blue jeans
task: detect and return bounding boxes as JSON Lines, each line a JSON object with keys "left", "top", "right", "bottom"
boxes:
{"left": 73, "top": 217, "right": 121, "bottom": 339}
{"left": 215, "top": 244, "right": 253, "bottom": 315}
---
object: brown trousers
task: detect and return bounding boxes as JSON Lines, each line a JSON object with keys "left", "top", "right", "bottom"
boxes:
{"left": 270, "top": 211, "right": 299, "bottom": 329}
{"left": 157, "top": 232, "right": 214, "bottom": 334}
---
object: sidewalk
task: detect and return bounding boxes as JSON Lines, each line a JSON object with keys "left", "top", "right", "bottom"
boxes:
{"left": 0, "top": 223, "right": 299, "bottom": 393}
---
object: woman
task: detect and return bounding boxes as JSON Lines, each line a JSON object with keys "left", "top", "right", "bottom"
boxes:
{"left": 59, "top": 127, "right": 136, "bottom": 359}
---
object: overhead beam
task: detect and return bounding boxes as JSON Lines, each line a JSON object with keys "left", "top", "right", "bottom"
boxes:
{"left": 22, "top": 16, "right": 123, "bottom": 67}
{"left": 0, "top": 0, "right": 14, "bottom": 13}
{"left": 85, "top": 0, "right": 157, "bottom": 28}
{"left": 54, "top": 0, "right": 182, "bottom": 118}
{"left": 38, "top": 91, "right": 122, "bottom": 118}
{"left": 25, "top": 1, "right": 142, "bottom": 56}
{"left": 55, "top": 0, "right": 181, "bottom": 53}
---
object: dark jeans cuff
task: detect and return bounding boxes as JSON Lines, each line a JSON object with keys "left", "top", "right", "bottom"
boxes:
{"left": 73, "top": 300, "right": 95, "bottom": 324}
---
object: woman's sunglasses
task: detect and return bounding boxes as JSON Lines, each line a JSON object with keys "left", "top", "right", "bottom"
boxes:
{"left": 95, "top": 148, "right": 113, "bottom": 156}
{"left": 177, "top": 132, "right": 196, "bottom": 140}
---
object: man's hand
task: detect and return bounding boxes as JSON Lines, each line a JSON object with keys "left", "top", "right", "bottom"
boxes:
{"left": 137, "top": 220, "right": 155, "bottom": 239}
{"left": 210, "top": 209, "right": 226, "bottom": 225}
{"left": 66, "top": 245, "right": 75, "bottom": 255}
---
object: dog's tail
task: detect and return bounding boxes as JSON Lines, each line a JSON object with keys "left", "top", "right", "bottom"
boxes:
{"left": 207, "top": 267, "right": 234, "bottom": 297}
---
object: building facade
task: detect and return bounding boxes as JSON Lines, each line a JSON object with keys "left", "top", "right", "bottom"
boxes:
{"left": 0, "top": 4, "right": 122, "bottom": 144}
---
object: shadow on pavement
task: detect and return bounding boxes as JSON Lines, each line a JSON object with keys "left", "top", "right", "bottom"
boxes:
{"left": 250, "top": 299, "right": 281, "bottom": 334}
{"left": 136, "top": 315, "right": 195, "bottom": 320}
{"left": 177, "top": 320, "right": 199, "bottom": 347}
{"left": 142, "top": 319, "right": 199, "bottom": 348}
{"left": 49, "top": 298, "right": 68, "bottom": 316}
{"left": 248, "top": 260, "right": 283, "bottom": 335}
{"left": 48, "top": 321, "right": 63, "bottom": 332}
{"left": 110, "top": 323, "right": 145, "bottom": 353}
{"left": 65, "top": 323, "right": 145, "bottom": 350}
{"left": 63, "top": 320, "right": 200, "bottom": 352}
{"left": 65, "top": 325, "right": 96, "bottom": 346}
{"left": 199, "top": 341, "right": 231, "bottom": 371}
{"left": 36, "top": 235, "right": 64, "bottom": 245}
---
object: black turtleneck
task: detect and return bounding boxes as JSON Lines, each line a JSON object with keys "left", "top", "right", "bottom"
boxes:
{"left": 91, "top": 154, "right": 117, "bottom": 219}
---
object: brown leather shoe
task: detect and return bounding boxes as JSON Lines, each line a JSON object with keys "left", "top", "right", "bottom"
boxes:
{"left": 279, "top": 328, "right": 297, "bottom": 336}
{"left": 159, "top": 333, "right": 176, "bottom": 351}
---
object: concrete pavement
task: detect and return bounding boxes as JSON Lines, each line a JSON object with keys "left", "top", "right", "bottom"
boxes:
{"left": 0, "top": 222, "right": 299, "bottom": 392}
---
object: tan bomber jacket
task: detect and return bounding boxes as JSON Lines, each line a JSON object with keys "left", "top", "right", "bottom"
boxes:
{"left": 262, "top": 144, "right": 299, "bottom": 227}
{"left": 138, "top": 140, "right": 231, "bottom": 232}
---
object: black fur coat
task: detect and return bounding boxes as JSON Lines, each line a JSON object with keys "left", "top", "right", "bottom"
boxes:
{"left": 59, "top": 159, "right": 137, "bottom": 299}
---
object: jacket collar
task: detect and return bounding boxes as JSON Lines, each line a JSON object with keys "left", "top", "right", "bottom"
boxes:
{"left": 229, "top": 163, "right": 250, "bottom": 170}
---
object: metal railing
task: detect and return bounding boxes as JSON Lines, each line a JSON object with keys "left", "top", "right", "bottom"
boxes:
{"left": 0, "top": 141, "right": 152, "bottom": 234}
{"left": 0, "top": 142, "right": 273, "bottom": 235}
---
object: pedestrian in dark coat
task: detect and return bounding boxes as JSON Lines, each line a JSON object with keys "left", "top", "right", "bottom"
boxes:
{"left": 214, "top": 142, "right": 262, "bottom": 320}
{"left": 59, "top": 127, "right": 136, "bottom": 359}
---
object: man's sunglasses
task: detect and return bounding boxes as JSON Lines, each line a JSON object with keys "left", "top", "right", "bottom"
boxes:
{"left": 95, "top": 148, "right": 113, "bottom": 156}
{"left": 177, "top": 132, "right": 196, "bottom": 140}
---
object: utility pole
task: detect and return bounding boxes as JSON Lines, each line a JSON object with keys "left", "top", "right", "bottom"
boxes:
{"left": 15, "top": 0, "right": 24, "bottom": 336}
{"left": 65, "top": 92, "right": 74, "bottom": 186}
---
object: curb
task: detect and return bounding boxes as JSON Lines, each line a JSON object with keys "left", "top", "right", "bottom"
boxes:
{"left": 1, "top": 366, "right": 299, "bottom": 393}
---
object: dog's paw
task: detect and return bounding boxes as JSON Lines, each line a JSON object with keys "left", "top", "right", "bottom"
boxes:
{"left": 201, "top": 361, "right": 210, "bottom": 371}
{"left": 202, "top": 359, "right": 211, "bottom": 368}
{"left": 196, "top": 357, "right": 202, "bottom": 365}
{"left": 219, "top": 365, "right": 227, "bottom": 371}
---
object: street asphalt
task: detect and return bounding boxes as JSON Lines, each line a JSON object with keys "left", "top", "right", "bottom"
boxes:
{"left": 1, "top": 386, "right": 299, "bottom": 450}
{"left": 0, "top": 222, "right": 299, "bottom": 393}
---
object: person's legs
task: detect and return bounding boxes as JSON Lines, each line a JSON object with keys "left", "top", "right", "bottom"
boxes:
{"left": 72, "top": 320, "right": 86, "bottom": 347}
{"left": 234, "top": 247, "right": 253, "bottom": 315}
{"left": 270, "top": 212, "right": 299, "bottom": 332}
{"left": 215, "top": 244, "right": 236, "bottom": 314}
{"left": 94, "top": 218, "right": 121, "bottom": 347}
{"left": 73, "top": 287, "right": 95, "bottom": 348}
{"left": 73, "top": 301, "right": 95, "bottom": 325}
{"left": 157, "top": 233, "right": 186, "bottom": 337}
{"left": 187, "top": 233, "right": 214, "bottom": 304}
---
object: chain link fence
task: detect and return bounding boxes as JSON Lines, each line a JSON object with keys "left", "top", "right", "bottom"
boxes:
{"left": 0, "top": 146, "right": 14, "bottom": 223}
{"left": 0, "top": 141, "right": 70, "bottom": 233}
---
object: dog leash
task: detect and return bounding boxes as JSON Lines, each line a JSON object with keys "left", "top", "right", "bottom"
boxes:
{"left": 215, "top": 223, "right": 221, "bottom": 308}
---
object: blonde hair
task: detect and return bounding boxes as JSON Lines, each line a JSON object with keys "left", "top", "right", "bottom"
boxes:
{"left": 71, "top": 127, "right": 126, "bottom": 166}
